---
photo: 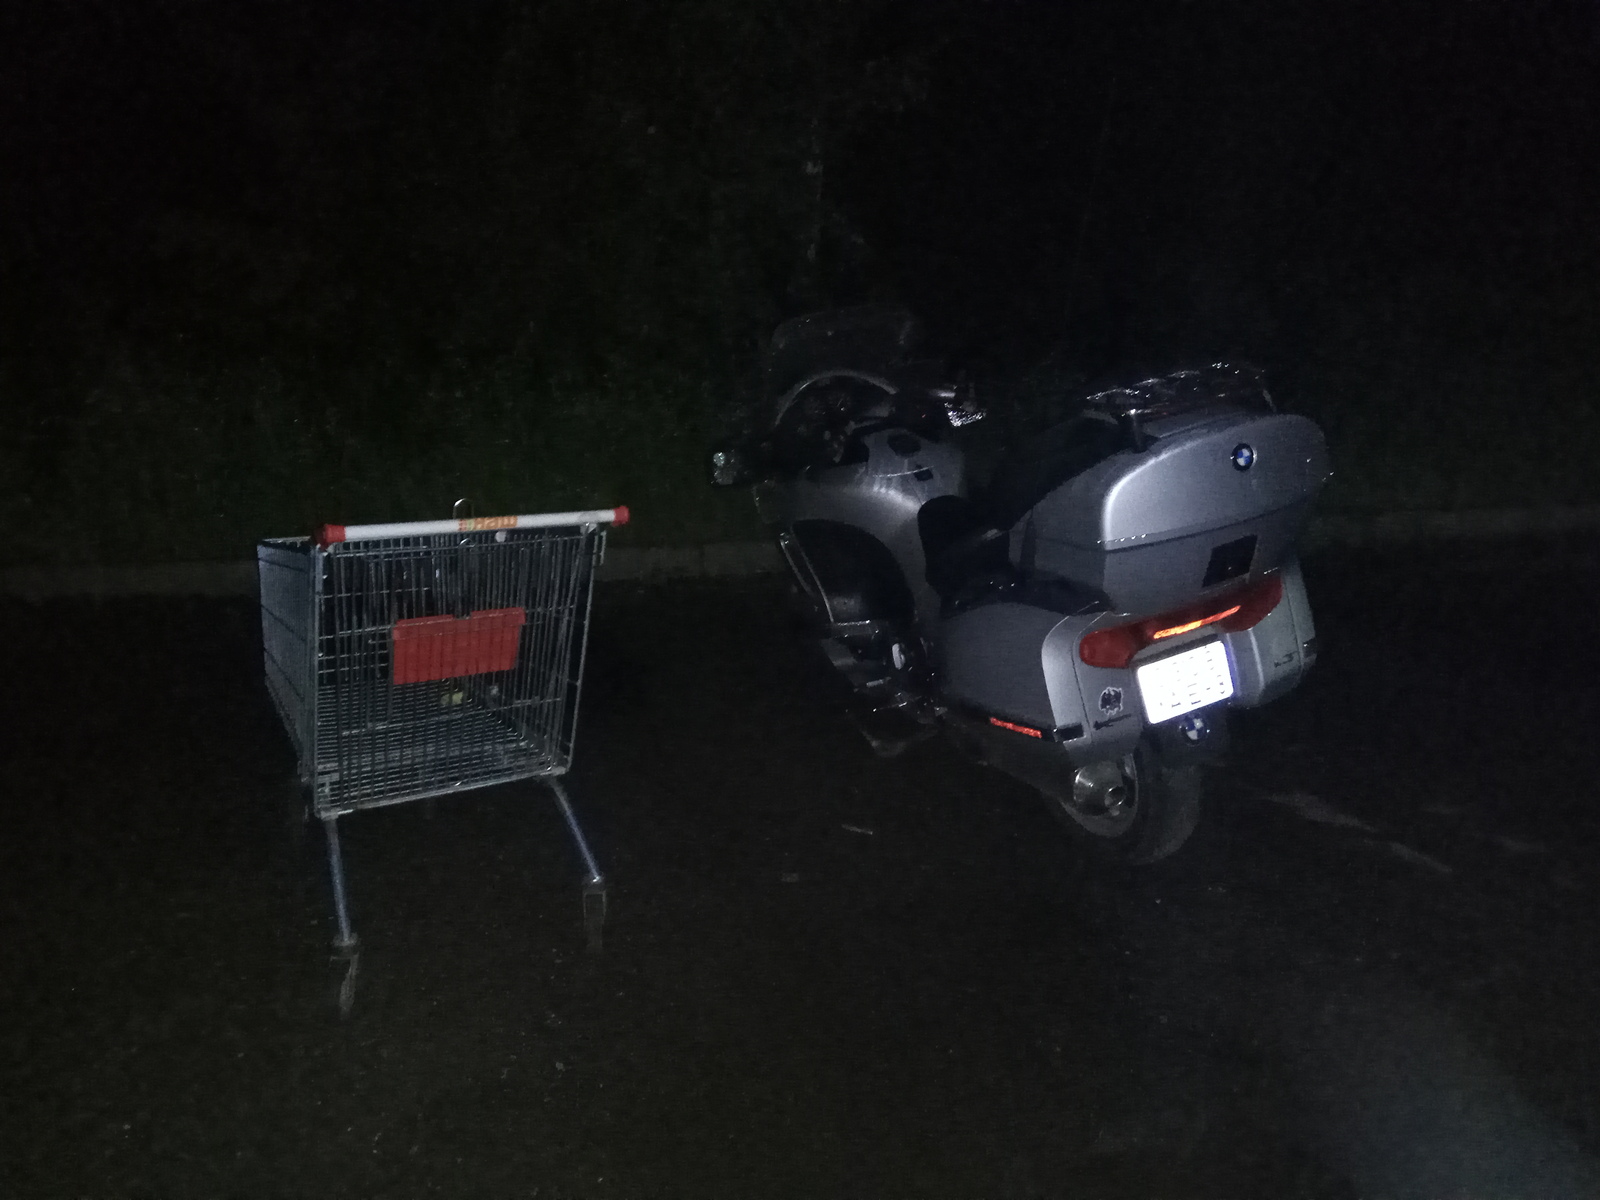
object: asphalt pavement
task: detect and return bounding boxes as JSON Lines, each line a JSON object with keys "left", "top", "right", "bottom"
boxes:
{"left": 2, "top": 540, "right": 1597, "bottom": 1198}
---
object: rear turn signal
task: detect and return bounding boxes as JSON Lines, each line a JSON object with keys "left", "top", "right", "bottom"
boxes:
{"left": 1079, "top": 574, "right": 1284, "bottom": 670}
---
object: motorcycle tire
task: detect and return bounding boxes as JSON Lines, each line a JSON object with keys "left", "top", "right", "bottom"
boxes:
{"left": 1040, "top": 734, "right": 1202, "bottom": 865}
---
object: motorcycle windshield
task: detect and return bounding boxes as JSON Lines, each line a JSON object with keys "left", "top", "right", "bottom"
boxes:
{"left": 766, "top": 305, "right": 921, "bottom": 398}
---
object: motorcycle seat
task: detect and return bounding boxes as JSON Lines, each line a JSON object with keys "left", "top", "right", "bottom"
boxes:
{"left": 918, "top": 495, "right": 1109, "bottom": 618}
{"left": 914, "top": 414, "right": 1128, "bottom": 611}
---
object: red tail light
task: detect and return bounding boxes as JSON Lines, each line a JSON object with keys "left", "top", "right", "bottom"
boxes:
{"left": 989, "top": 717, "right": 1044, "bottom": 738}
{"left": 1079, "top": 575, "right": 1284, "bottom": 669}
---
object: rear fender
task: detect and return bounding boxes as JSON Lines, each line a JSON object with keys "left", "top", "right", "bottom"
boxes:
{"left": 1047, "top": 614, "right": 1144, "bottom": 762}
{"left": 1054, "top": 611, "right": 1236, "bottom": 764}
{"left": 1223, "top": 558, "right": 1316, "bottom": 708}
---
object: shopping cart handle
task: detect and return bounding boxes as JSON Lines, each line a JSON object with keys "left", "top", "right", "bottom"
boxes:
{"left": 315, "top": 507, "right": 628, "bottom": 546}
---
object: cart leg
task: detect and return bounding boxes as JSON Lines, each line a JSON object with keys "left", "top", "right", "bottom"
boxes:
{"left": 322, "top": 816, "right": 359, "bottom": 952}
{"left": 321, "top": 816, "right": 361, "bottom": 1016}
{"left": 548, "top": 779, "right": 607, "bottom": 953}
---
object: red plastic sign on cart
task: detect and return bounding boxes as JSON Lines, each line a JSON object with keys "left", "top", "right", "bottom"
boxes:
{"left": 391, "top": 608, "right": 526, "bottom": 685}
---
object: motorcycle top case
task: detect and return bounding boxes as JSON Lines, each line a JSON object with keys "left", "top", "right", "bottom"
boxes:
{"left": 1022, "top": 410, "right": 1329, "bottom": 615}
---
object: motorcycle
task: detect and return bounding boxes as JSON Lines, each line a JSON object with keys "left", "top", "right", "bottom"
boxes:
{"left": 711, "top": 306, "right": 1330, "bottom": 863}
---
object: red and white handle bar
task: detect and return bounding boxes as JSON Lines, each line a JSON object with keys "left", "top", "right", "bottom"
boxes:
{"left": 315, "top": 506, "right": 629, "bottom": 546}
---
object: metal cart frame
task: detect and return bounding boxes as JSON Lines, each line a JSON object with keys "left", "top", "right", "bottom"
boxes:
{"left": 257, "top": 507, "right": 626, "bottom": 969}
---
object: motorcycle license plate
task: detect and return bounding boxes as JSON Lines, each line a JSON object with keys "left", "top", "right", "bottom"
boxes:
{"left": 1135, "top": 640, "right": 1234, "bottom": 723}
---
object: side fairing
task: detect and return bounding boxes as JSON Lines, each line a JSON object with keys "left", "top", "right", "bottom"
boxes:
{"left": 756, "top": 429, "right": 967, "bottom": 620}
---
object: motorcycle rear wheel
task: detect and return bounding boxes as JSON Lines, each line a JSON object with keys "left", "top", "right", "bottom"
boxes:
{"left": 1042, "top": 735, "right": 1202, "bottom": 865}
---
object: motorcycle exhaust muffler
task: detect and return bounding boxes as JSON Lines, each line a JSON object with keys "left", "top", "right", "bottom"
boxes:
{"left": 1072, "top": 760, "right": 1130, "bottom": 816}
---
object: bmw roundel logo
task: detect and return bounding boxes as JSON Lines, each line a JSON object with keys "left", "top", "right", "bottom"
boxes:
{"left": 1231, "top": 443, "right": 1256, "bottom": 471}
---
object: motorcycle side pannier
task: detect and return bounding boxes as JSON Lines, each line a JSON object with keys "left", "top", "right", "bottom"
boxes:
{"left": 1022, "top": 411, "right": 1330, "bottom": 615}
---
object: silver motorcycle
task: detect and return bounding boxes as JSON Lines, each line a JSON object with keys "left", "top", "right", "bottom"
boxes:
{"left": 712, "top": 306, "right": 1330, "bottom": 863}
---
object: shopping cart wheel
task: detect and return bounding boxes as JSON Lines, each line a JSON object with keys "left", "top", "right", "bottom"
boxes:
{"left": 333, "top": 945, "right": 360, "bottom": 1018}
{"left": 583, "top": 881, "right": 607, "bottom": 954}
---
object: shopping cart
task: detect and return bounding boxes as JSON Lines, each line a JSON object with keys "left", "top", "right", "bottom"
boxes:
{"left": 257, "top": 505, "right": 627, "bottom": 967}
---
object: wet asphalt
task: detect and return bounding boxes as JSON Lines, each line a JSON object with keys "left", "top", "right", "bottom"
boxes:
{"left": 3, "top": 540, "right": 1598, "bottom": 1198}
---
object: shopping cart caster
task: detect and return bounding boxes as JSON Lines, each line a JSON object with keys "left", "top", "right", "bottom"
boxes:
{"left": 331, "top": 941, "right": 360, "bottom": 1018}
{"left": 582, "top": 881, "right": 608, "bottom": 954}
{"left": 549, "top": 780, "right": 607, "bottom": 953}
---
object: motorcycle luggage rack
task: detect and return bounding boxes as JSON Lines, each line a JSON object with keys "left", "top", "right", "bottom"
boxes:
{"left": 1087, "top": 364, "right": 1274, "bottom": 452}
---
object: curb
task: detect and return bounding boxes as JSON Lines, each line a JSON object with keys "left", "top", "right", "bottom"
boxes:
{"left": 4, "top": 507, "right": 1600, "bottom": 600}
